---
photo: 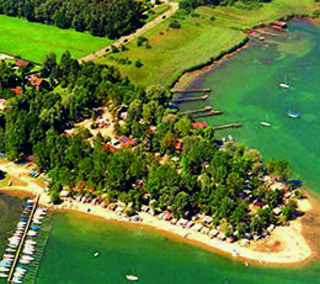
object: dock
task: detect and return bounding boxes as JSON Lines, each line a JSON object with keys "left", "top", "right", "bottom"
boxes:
{"left": 213, "top": 122, "right": 242, "bottom": 130}
{"left": 171, "top": 88, "right": 212, "bottom": 94}
{"left": 193, "top": 110, "right": 223, "bottom": 118}
{"left": 255, "top": 28, "right": 279, "bottom": 37}
{"left": 7, "top": 195, "right": 40, "bottom": 283}
{"left": 170, "top": 95, "right": 208, "bottom": 103}
{"left": 181, "top": 106, "right": 212, "bottom": 115}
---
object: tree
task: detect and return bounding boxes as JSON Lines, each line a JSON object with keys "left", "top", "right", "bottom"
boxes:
{"left": 282, "top": 199, "right": 298, "bottom": 221}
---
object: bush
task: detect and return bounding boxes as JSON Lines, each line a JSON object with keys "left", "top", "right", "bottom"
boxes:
{"left": 210, "top": 16, "right": 216, "bottom": 21}
{"left": 135, "top": 59, "right": 143, "bottom": 68}
{"left": 169, "top": 20, "right": 181, "bottom": 29}
{"left": 137, "top": 36, "right": 148, "bottom": 47}
{"left": 110, "top": 45, "right": 119, "bottom": 53}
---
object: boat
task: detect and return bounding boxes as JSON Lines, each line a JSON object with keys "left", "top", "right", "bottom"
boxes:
{"left": 260, "top": 121, "right": 271, "bottom": 127}
{"left": 0, "top": 273, "right": 8, "bottom": 278}
{"left": 25, "top": 240, "right": 36, "bottom": 245}
{"left": 19, "top": 259, "right": 30, "bottom": 265}
{"left": 6, "top": 248, "right": 16, "bottom": 253}
{"left": 288, "top": 110, "right": 300, "bottom": 118}
{"left": 93, "top": 252, "right": 99, "bottom": 257}
{"left": 0, "top": 267, "right": 10, "bottom": 272}
{"left": 21, "top": 255, "right": 33, "bottom": 261}
{"left": 279, "top": 83, "right": 290, "bottom": 89}
{"left": 126, "top": 275, "right": 139, "bottom": 281}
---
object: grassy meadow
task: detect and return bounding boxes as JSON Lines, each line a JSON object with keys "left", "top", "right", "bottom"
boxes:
{"left": 94, "top": 0, "right": 317, "bottom": 87}
{"left": 0, "top": 15, "right": 113, "bottom": 63}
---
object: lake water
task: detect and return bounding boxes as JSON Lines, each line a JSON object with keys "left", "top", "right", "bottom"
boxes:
{"left": 183, "top": 19, "right": 320, "bottom": 193}
{"left": 35, "top": 212, "right": 320, "bottom": 284}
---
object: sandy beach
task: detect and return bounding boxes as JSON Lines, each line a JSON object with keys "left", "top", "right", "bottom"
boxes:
{"left": 0, "top": 160, "right": 314, "bottom": 266}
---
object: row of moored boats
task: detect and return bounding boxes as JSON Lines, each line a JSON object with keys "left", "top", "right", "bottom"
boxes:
{"left": 0, "top": 199, "right": 47, "bottom": 283}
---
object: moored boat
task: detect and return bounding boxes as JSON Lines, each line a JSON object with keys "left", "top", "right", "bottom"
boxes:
{"left": 0, "top": 272, "right": 8, "bottom": 278}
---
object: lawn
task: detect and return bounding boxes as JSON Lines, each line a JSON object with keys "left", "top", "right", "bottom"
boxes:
{"left": 94, "top": 0, "right": 317, "bottom": 87}
{"left": 0, "top": 15, "right": 114, "bottom": 63}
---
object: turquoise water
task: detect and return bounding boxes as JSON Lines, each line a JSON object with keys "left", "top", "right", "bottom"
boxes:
{"left": 35, "top": 212, "right": 320, "bottom": 284}
{"left": 32, "top": 19, "right": 320, "bottom": 283}
{"left": 184, "top": 19, "right": 320, "bottom": 192}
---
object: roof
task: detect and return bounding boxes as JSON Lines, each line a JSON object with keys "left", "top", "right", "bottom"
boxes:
{"left": 118, "top": 136, "right": 135, "bottom": 147}
{"left": 11, "top": 88, "right": 22, "bottom": 95}
{"left": 16, "top": 59, "right": 30, "bottom": 67}
{"left": 192, "top": 121, "right": 208, "bottom": 129}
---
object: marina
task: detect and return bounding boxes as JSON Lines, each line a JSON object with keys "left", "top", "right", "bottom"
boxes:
{"left": 0, "top": 196, "right": 50, "bottom": 284}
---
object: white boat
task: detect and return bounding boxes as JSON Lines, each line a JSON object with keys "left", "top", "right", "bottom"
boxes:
{"left": 279, "top": 83, "right": 290, "bottom": 89}
{"left": 288, "top": 110, "right": 300, "bottom": 118}
{"left": 6, "top": 248, "right": 16, "bottom": 253}
{"left": 0, "top": 267, "right": 10, "bottom": 272}
{"left": 93, "top": 252, "right": 99, "bottom": 257}
{"left": 27, "top": 231, "right": 37, "bottom": 236}
{"left": 3, "top": 254, "right": 14, "bottom": 258}
{"left": 0, "top": 273, "right": 8, "bottom": 278}
{"left": 12, "top": 278, "right": 23, "bottom": 284}
{"left": 19, "top": 259, "right": 30, "bottom": 265}
{"left": 21, "top": 255, "right": 33, "bottom": 261}
{"left": 260, "top": 121, "right": 271, "bottom": 127}
{"left": 126, "top": 275, "right": 139, "bottom": 281}
{"left": 25, "top": 240, "right": 36, "bottom": 245}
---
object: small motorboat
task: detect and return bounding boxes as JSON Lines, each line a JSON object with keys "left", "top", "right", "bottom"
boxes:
{"left": 0, "top": 272, "right": 8, "bottom": 278}
{"left": 279, "top": 83, "right": 290, "bottom": 89}
{"left": 260, "top": 121, "right": 271, "bottom": 127}
{"left": 126, "top": 275, "right": 139, "bottom": 281}
{"left": 0, "top": 267, "right": 10, "bottom": 272}
{"left": 288, "top": 110, "right": 300, "bottom": 118}
{"left": 93, "top": 252, "right": 99, "bottom": 257}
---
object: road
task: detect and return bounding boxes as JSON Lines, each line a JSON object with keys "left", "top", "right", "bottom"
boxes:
{"left": 78, "top": 2, "right": 179, "bottom": 62}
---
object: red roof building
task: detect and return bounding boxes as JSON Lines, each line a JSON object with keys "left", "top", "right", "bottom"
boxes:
{"left": 11, "top": 88, "right": 22, "bottom": 95}
{"left": 192, "top": 121, "right": 208, "bottom": 129}
{"left": 15, "top": 60, "right": 30, "bottom": 68}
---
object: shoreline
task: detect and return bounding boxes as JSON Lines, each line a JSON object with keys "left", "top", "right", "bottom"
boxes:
{"left": 1, "top": 182, "right": 315, "bottom": 267}
{"left": 172, "top": 38, "right": 250, "bottom": 91}
{"left": 173, "top": 16, "right": 320, "bottom": 92}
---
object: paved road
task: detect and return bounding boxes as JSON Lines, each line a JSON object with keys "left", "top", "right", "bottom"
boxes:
{"left": 78, "top": 2, "right": 179, "bottom": 62}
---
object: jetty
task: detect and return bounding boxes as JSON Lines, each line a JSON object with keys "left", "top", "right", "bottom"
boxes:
{"left": 7, "top": 195, "right": 39, "bottom": 283}
{"left": 181, "top": 106, "right": 212, "bottom": 115}
{"left": 193, "top": 110, "right": 223, "bottom": 118}
{"left": 213, "top": 122, "right": 242, "bottom": 130}
{"left": 171, "top": 88, "right": 212, "bottom": 94}
{"left": 170, "top": 95, "right": 208, "bottom": 103}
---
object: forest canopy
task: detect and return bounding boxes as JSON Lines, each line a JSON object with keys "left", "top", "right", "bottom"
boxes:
{"left": 0, "top": 0, "right": 144, "bottom": 38}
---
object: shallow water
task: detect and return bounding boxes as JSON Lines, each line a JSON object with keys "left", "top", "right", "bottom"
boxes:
{"left": 35, "top": 212, "right": 320, "bottom": 284}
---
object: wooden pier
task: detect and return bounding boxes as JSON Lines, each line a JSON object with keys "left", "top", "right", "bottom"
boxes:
{"left": 181, "top": 106, "right": 211, "bottom": 115}
{"left": 7, "top": 195, "right": 39, "bottom": 283}
{"left": 170, "top": 95, "right": 208, "bottom": 103}
{"left": 193, "top": 110, "right": 223, "bottom": 118}
{"left": 213, "top": 122, "right": 242, "bottom": 130}
{"left": 171, "top": 88, "right": 212, "bottom": 94}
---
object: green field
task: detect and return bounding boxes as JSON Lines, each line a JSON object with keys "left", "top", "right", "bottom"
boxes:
{"left": 0, "top": 15, "right": 113, "bottom": 63}
{"left": 95, "top": 0, "right": 317, "bottom": 87}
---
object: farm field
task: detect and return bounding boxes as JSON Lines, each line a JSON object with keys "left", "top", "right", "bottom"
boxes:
{"left": 0, "top": 15, "right": 113, "bottom": 63}
{"left": 94, "top": 0, "right": 317, "bottom": 87}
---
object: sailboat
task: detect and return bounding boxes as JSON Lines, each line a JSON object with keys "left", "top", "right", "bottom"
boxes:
{"left": 288, "top": 110, "right": 300, "bottom": 118}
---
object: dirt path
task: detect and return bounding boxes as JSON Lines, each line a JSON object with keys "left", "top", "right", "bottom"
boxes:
{"left": 78, "top": 2, "right": 179, "bottom": 62}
